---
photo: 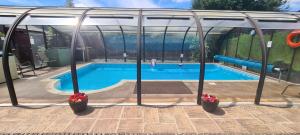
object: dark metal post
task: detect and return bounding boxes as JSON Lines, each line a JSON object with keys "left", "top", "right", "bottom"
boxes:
{"left": 192, "top": 12, "right": 206, "bottom": 105}
{"left": 162, "top": 26, "right": 168, "bottom": 62}
{"left": 25, "top": 25, "right": 35, "bottom": 68}
{"left": 143, "top": 26, "right": 146, "bottom": 62}
{"left": 2, "top": 9, "right": 34, "bottom": 106}
{"left": 180, "top": 27, "right": 191, "bottom": 63}
{"left": 225, "top": 36, "right": 229, "bottom": 56}
{"left": 70, "top": 9, "right": 92, "bottom": 94}
{"left": 247, "top": 31, "right": 255, "bottom": 60}
{"left": 136, "top": 10, "right": 142, "bottom": 105}
{"left": 120, "top": 26, "right": 127, "bottom": 62}
{"left": 234, "top": 28, "right": 241, "bottom": 58}
{"left": 244, "top": 14, "right": 268, "bottom": 105}
{"left": 42, "top": 25, "right": 48, "bottom": 49}
{"left": 96, "top": 25, "right": 107, "bottom": 62}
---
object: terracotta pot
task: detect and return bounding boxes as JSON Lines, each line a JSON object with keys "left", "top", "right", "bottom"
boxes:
{"left": 201, "top": 99, "right": 219, "bottom": 112}
{"left": 69, "top": 99, "right": 88, "bottom": 113}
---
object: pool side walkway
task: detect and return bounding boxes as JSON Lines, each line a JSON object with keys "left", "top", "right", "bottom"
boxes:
{"left": 0, "top": 105, "right": 300, "bottom": 134}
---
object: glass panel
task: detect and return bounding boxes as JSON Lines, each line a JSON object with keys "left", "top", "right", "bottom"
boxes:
{"left": 236, "top": 28, "right": 253, "bottom": 59}
{"left": 226, "top": 28, "right": 239, "bottom": 57}
{"left": 184, "top": 32, "right": 198, "bottom": 62}
{"left": 144, "top": 27, "right": 164, "bottom": 62}
{"left": 124, "top": 32, "right": 137, "bottom": 61}
{"left": 249, "top": 30, "right": 272, "bottom": 60}
{"left": 101, "top": 26, "right": 124, "bottom": 61}
{"left": 0, "top": 25, "right": 6, "bottom": 56}
{"left": 164, "top": 29, "right": 186, "bottom": 61}
{"left": 27, "top": 26, "right": 47, "bottom": 68}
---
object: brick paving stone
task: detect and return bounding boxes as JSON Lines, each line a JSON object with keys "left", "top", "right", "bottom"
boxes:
{"left": 158, "top": 107, "right": 176, "bottom": 123}
{"left": 143, "top": 107, "right": 159, "bottom": 123}
{"left": 237, "top": 119, "right": 271, "bottom": 133}
{"left": 122, "top": 106, "right": 143, "bottom": 118}
{"left": 255, "top": 114, "right": 290, "bottom": 124}
{"left": 44, "top": 112, "right": 76, "bottom": 132}
{"left": 64, "top": 119, "right": 95, "bottom": 133}
{"left": 174, "top": 107, "right": 196, "bottom": 133}
{"left": 0, "top": 105, "right": 299, "bottom": 134}
{"left": 98, "top": 106, "right": 123, "bottom": 118}
{"left": 76, "top": 107, "right": 102, "bottom": 119}
{"left": 226, "top": 107, "right": 254, "bottom": 119}
{"left": 144, "top": 123, "right": 177, "bottom": 133}
{"left": 91, "top": 119, "right": 119, "bottom": 133}
{"left": 281, "top": 122, "right": 300, "bottom": 133}
{"left": 214, "top": 119, "right": 248, "bottom": 133}
{"left": 182, "top": 106, "right": 209, "bottom": 118}
{"left": 191, "top": 119, "right": 223, "bottom": 133}
{"left": 117, "top": 119, "right": 143, "bottom": 133}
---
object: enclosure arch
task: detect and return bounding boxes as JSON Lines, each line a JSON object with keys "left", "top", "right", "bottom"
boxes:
{"left": 191, "top": 12, "right": 206, "bottom": 105}
{"left": 70, "top": 8, "right": 92, "bottom": 94}
{"left": 2, "top": 8, "right": 35, "bottom": 106}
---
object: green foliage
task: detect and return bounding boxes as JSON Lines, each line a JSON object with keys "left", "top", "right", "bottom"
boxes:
{"left": 192, "top": 0, "right": 286, "bottom": 11}
{"left": 236, "top": 32, "right": 252, "bottom": 59}
{"left": 268, "top": 31, "right": 293, "bottom": 64}
{"left": 65, "top": 0, "right": 74, "bottom": 7}
{"left": 220, "top": 30, "right": 300, "bottom": 72}
{"left": 0, "top": 32, "right": 5, "bottom": 37}
{"left": 226, "top": 35, "right": 238, "bottom": 57}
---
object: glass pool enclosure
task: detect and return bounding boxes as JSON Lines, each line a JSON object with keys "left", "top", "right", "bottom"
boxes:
{"left": 1, "top": 7, "right": 300, "bottom": 105}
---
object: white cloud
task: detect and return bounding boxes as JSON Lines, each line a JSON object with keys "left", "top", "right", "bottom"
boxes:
{"left": 114, "top": 0, "right": 160, "bottom": 8}
{"left": 171, "top": 0, "right": 191, "bottom": 3}
{"left": 74, "top": 0, "right": 103, "bottom": 7}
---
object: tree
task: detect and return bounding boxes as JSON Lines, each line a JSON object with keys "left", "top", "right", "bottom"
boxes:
{"left": 65, "top": 0, "right": 74, "bottom": 7}
{"left": 192, "top": 0, "right": 287, "bottom": 11}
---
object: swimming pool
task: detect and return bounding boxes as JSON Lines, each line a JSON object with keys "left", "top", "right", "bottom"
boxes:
{"left": 53, "top": 63, "right": 259, "bottom": 92}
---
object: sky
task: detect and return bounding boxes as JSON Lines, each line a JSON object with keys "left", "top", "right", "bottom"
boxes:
{"left": 0, "top": 0, "right": 299, "bottom": 11}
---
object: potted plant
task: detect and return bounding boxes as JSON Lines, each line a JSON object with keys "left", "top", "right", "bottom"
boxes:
{"left": 201, "top": 93, "right": 219, "bottom": 112}
{"left": 68, "top": 92, "right": 88, "bottom": 113}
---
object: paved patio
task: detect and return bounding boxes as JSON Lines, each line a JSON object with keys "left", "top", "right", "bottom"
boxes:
{"left": 0, "top": 64, "right": 300, "bottom": 104}
{"left": 0, "top": 105, "right": 300, "bottom": 133}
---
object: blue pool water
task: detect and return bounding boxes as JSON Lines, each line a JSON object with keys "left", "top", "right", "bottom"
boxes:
{"left": 54, "top": 63, "right": 258, "bottom": 92}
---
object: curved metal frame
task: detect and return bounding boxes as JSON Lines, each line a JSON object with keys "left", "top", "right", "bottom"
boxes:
{"left": 180, "top": 27, "right": 191, "bottom": 63}
{"left": 70, "top": 8, "right": 92, "bottom": 94}
{"left": 120, "top": 26, "right": 127, "bottom": 62}
{"left": 204, "top": 27, "right": 214, "bottom": 40}
{"left": 192, "top": 12, "right": 206, "bottom": 105}
{"left": 2, "top": 8, "right": 36, "bottom": 106}
{"left": 136, "top": 10, "right": 142, "bottom": 105}
{"left": 95, "top": 25, "right": 108, "bottom": 62}
{"left": 142, "top": 26, "right": 146, "bottom": 62}
{"left": 244, "top": 13, "right": 268, "bottom": 105}
{"left": 162, "top": 26, "right": 168, "bottom": 62}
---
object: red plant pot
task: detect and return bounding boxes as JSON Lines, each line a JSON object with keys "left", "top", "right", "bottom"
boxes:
{"left": 201, "top": 99, "right": 219, "bottom": 112}
{"left": 69, "top": 93, "right": 88, "bottom": 113}
{"left": 69, "top": 98, "right": 88, "bottom": 113}
{"left": 201, "top": 94, "right": 219, "bottom": 112}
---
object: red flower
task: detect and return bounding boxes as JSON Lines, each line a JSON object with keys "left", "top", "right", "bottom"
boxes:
{"left": 201, "top": 93, "right": 218, "bottom": 103}
{"left": 69, "top": 93, "right": 88, "bottom": 103}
